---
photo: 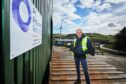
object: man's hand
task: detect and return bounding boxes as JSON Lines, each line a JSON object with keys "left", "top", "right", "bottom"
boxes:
{"left": 74, "top": 50, "right": 83, "bottom": 56}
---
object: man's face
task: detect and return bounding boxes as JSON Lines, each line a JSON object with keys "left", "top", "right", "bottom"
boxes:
{"left": 76, "top": 30, "right": 82, "bottom": 38}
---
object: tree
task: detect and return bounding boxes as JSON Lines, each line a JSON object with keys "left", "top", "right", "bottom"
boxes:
{"left": 113, "top": 26, "right": 126, "bottom": 51}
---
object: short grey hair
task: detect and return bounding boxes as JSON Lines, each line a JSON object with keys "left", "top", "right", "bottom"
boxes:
{"left": 76, "top": 28, "right": 83, "bottom": 33}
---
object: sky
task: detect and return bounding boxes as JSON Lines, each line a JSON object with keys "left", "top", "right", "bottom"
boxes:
{"left": 53, "top": 0, "right": 126, "bottom": 35}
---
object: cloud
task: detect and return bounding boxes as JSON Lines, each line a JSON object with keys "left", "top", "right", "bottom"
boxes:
{"left": 114, "top": 5, "right": 126, "bottom": 15}
{"left": 108, "top": 23, "right": 116, "bottom": 27}
{"left": 53, "top": 0, "right": 81, "bottom": 31}
{"left": 53, "top": 0, "right": 126, "bottom": 35}
{"left": 78, "top": 0, "right": 112, "bottom": 12}
{"left": 80, "top": 11, "right": 126, "bottom": 35}
{"left": 79, "top": 0, "right": 94, "bottom": 8}
{"left": 105, "top": 0, "right": 126, "bottom": 4}
{"left": 94, "top": 3, "right": 112, "bottom": 12}
{"left": 84, "top": 12, "right": 112, "bottom": 25}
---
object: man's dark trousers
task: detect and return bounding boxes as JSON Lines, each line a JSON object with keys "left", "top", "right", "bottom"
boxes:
{"left": 74, "top": 58, "right": 91, "bottom": 84}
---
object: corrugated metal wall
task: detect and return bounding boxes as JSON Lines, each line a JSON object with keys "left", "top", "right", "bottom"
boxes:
{"left": 2, "top": 0, "right": 53, "bottom": 84}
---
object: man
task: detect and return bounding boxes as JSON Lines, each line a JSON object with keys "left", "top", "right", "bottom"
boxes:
{"left": 72, "top": 28, "right": 93, "bottom": 84}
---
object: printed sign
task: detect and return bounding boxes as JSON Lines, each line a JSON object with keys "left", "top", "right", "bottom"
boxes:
{"left": 10, "top": 0, "right": 42, "bottom": 59}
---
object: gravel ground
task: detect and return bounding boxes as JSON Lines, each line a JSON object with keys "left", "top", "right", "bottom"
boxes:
{"left": 100, "top": 53, "right": 126, "bottom": 73}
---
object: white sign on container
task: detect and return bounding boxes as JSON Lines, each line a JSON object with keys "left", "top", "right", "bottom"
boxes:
{"left": 10, "top": 0, "right": 42, "bottom": 59}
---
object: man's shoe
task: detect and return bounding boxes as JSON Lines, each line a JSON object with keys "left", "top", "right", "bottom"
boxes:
{"left": 74, "top": 79, "right": 81, "bottom": 84}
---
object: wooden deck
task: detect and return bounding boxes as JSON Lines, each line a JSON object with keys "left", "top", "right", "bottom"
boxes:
{"left": 49, "top": 47, "right": 126, "bottom": 84}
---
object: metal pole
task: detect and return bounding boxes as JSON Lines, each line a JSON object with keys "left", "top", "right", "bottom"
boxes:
{"left": 60, "top": 19, "right": 63, "bottom": 39}
{"left": 60, "top": 21, "right": 62, "bottom": 39}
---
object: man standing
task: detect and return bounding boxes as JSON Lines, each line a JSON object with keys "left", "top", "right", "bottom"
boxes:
{"left": 72, "top": 28, "right": 93, "bottom": 84}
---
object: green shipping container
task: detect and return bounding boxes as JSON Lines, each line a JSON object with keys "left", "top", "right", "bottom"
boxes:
{"left": 1, "top": 0, "right": 53, "bottom": 84}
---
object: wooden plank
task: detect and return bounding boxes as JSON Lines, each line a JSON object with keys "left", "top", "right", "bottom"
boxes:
{"left": 51, "top": 74, "right": 126, "bottom": 80}
{"left": 52, "top": 62, "right": 107, "bottom": 65}
{"left": 50, "top": 80, "right": 126, "bottom": 84}
{"left": 52, "top": 69, "right": 118, "bottom": 73}
{"left": 51, "top": 71, "right": 124, "bottom": 75}
{"left": 52, "top": 67, "right": 117, "bottom": 71}
{"left": 52, "top": 60, "right": 105, "bottom": 63}
{"left": 51, "top": 65, "right": 112, "bottom": 68}
{"left": 52, "top": 59, "right": 101, "bottom": 61}
{"left": 52, "top": 66, "right": 116, "bottom": 70}
{"left": 50, "top": 47, "right": 126, "bottom": 84}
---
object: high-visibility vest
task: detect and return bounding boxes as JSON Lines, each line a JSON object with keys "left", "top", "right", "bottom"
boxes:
{"left": 73, "top": 36, "right": 88, "bottom": 51}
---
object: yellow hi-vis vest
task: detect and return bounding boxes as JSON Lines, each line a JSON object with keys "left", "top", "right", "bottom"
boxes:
{"left": 73, "top": 36, "right": 88, "bottom": 51}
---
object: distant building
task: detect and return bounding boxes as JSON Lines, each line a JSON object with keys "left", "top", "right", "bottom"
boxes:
{"left": 54, "top": 39, "right": 74, "bottom": 47}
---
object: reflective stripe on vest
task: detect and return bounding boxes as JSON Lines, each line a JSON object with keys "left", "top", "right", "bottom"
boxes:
{"left": 73, "top": 36, "right": 88, "bottom": 51}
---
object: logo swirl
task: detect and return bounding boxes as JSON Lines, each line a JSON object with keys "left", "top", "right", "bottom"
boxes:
{"left": 12, "top": 0, "right": 31, "bottom": 32}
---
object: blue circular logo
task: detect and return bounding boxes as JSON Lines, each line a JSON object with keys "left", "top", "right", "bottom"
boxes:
{"left": 12, "top": 0, "right": 31, "bottom": 32}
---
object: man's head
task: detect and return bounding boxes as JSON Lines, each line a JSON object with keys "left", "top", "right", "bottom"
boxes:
{"left": 76, "top": 28, "right": 83, "bottom": 38}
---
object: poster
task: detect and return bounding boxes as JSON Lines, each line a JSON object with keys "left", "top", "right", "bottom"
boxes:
{"left": 10, "top": 0, "right": 42, "bottom": 59}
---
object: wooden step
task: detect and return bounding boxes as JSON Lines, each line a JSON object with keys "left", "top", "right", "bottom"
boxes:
{"left": 51, "top": 71, "right": 124, "bottom": 75}
{"left": 52, "top": 62, "right": 108, "bottom": 65}
{"left": 52, "top": 69, "right": 119, "bottom": 73}
{"left": 51, "top": 67, "right": 117, "bottom": 71}
{"left": 51, "top": 64, "right": 109, "bottom": 67}
{"left": 52, "top": 61, "right": 105, "bottom": 63}
{"left": 51, "top": 65, "right": 112, "bottom": 68}
{"left": 52, "top": 66, "right": 116, "bottom": 70}
{"left": 51, "top": 59, "right": 104, "bottom": 61}
{"left": 52, "top": 58, "right": 98, "bottom": 60}
{"left": 50, "top": 47, "right": 126, "bottom": 84}
{"left": 51, "top": 74, "right": 126, "bottom": 81}
{"left": 50, "top": 80, "right": 126, "bottom": 84}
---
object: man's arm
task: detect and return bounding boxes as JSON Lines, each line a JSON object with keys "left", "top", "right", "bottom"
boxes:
{"left": 70, "top": 43, "right": 74, "bottom": 51}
